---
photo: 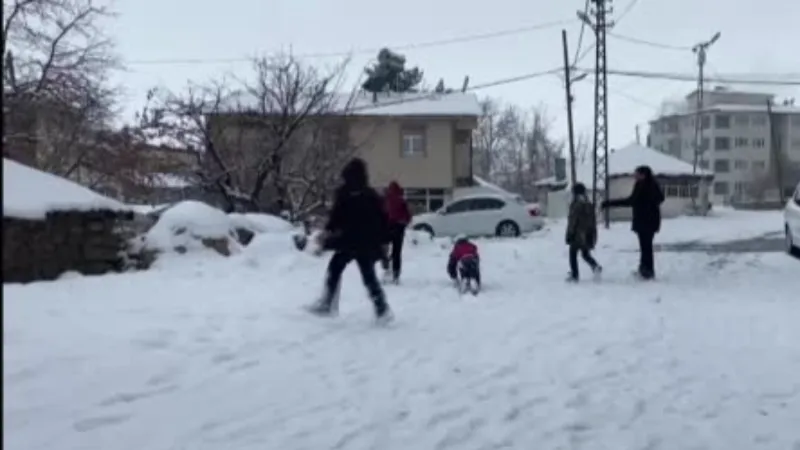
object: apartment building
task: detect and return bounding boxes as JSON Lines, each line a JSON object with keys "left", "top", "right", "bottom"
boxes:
{"left": 208, "top": 91, "right": 481, "bottom": 213}
{"left": 648, "top": 87, "right": 800, "bottom": 204}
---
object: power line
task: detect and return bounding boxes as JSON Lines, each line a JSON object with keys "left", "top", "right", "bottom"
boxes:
{"left": 607, "top": 32, "right": 692, "bottom": 51}
{"left": 337, "top": 68, "right": 562, "bottom": 114}
{"left": 614, "top": 0, "right": 641, "bottom": 23}
{"left": 126, "top": 19, "right": 575, "bottom": 66}
{"left": 576, "top": 67, "right": 800, "bottom": 86}
{"left": 572, "top": 0, "right": 591, "bottom": 66}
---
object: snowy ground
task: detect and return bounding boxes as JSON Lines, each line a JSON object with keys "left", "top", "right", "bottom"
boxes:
{"left": 4, "top": 210, "right": 800, "bottom": 450}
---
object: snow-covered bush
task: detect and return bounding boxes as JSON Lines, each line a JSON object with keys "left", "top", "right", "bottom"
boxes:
{"left": 143, "top": 201, "right": 241, "bottom": 257}
{"left": 228, "top": 213, "right": 295, "bottom": 234}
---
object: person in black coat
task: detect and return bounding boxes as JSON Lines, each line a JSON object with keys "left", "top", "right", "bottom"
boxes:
{"left": 308, "top": 158, "right": 393, "bottom": 321}
{"left": 601, "top": 165, "right": 665, "bottom": 280}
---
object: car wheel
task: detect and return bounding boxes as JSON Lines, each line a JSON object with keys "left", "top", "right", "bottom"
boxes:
{"left": 787, "top": 224, "right": 800, "bottom": 257}
{"left": 413, "top": 224, "right": 434, "bottom": 238}
{"left": 496, "top": 220, "right": 520, "bottom": 238}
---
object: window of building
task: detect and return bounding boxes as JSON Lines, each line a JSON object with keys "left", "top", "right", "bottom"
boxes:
{"left": 751, "top": 115, "right": 767, "bottom": 126}
{"left": 734, "top": 115, "right": 749, "bottom": 127}
{"left": 699, "top": 160, "right": 710, "bottom": 169}
{"left": 752, "top": 138, "right": 766, "bottom": 148}
{"left": 700, "top": 137, "right": 710, "bottom": 151}
{"left": 734, "top": 160, "right": 749, "bottom": 171}
{"left": 661, "top": 180, "right": 698, "bottom": 199}
{"left": 715, "top": 114, "right": 731, "bottom": 129}
{"left": 734, "top": 137, "right": 749, "bottom": 148}
{"left": 666, "top": 119, "right": 679, "bottom": 133}
{"left": 713, "top": 181, "right": 729, "bottom": 195}
{"left": 714, "top": 159, "right": 730, "bottom": 173}
{"left": 401, "top": 126, "right": 426, "bottom": 157}
{"left": 714, "top": 137, "right": 730, "bottom": 151}
{"left": 752, "top": 161, "right": 766, "bottom": 171}
{"left": 734, "top": 182, "right": 751, "bottom": 200}
{"left": 701, "top": 116, "right": 711, "bottom": 129}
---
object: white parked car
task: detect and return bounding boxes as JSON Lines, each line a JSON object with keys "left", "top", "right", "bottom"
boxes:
{"left": 784, "top": 182, "right": 800, "bottom": 256}
{"left": 410, "top": 194, "right": 544, "bottom": 238}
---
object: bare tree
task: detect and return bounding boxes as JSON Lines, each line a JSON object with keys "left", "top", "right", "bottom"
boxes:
{"left": 2, "top": 0, "right": 120, "bottom": 178}
{"left": 574, "top": 131, "right": 591, "bottom": 164}
{"left": 472, "top": 97, "right": 500, "bottom": 178}
{"left": 140, "top": 54, "right": 366, "bottom": 219}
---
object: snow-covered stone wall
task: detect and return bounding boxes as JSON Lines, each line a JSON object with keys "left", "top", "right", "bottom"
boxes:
{"left": 2, "top": 210, "right": 134, "bottom": 283}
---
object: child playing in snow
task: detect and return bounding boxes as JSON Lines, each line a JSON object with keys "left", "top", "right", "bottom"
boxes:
{"left": 565, "top": 183, "right": 602, "bottom": 282}
{"left": 447, "top": 235, "right": 481, "bottom": 293}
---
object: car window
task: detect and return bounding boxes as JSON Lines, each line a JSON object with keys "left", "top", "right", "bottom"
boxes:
{"left": 472, "top": 197, "right": 506, "bottom": 211}
{"left": 444, "top": 199, "right": 474, "bottom": 214}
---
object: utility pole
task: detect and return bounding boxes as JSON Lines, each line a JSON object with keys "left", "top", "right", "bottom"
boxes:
{"left": 635, "top": 125, "right": 641, "bottom": 144}
{"left": 562, "top": 29, "right": 579, "bottom": 184}
{"left": 690, "top": 32, "right": 721, "bottom": 176}
{"left": 689, "top": 32, "right": 720, "bottom": 214}
{"left": 766, "top": 99, "right": 786, "bottom": 203}
{"left": 578, "top": 0, "right": 612, "bottom": 228}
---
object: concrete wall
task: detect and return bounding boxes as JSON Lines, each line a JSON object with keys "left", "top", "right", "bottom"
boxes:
{"left": 3, "top": 210, "right": 134, "bottom": 283}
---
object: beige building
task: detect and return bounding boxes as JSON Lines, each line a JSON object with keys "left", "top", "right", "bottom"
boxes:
{"left": 648, "top": 87, "right": 800, "bottom": 205}
{"left": 209, "top": 91, "right": 482, "bottom": 213}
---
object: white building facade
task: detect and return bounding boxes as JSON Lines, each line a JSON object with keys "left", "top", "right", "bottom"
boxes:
{"left": 648, "top": 88, "right": 800, "bottom": 205}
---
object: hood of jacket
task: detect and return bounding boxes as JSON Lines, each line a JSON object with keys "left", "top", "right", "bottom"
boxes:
{"left": 386, "top": 181, "right": 403, "bottom": 198}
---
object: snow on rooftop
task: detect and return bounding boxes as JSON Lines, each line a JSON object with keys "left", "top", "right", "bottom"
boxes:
{"left": 2, "top": 158, "right": 130, "bottom": 220}
{"left": 220, "top": 90, "right": 482, "bottom": 117}
{"left": 571, "top": 143, "right": 713, "bottom": 188}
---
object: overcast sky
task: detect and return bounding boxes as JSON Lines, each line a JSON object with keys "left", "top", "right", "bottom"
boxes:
{"left": 112, "top": 0, "right": 800, "bottom": 149}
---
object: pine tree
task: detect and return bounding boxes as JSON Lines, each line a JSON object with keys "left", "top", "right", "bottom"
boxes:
{"left": 362, "top": 48, "right": 423, "bottom": 94}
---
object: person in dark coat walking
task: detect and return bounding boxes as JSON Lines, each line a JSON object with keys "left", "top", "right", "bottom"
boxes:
{"left": 308, "top": 158, "right": 393, "bottom": 321}
{"left": 381, "top": 181, "right": 411, "bottom": 283}
{"left": 565, "top": 183, "right": 602, "bottom": 282}
{"left": 601, "top": 165, "right": 665, "bottom": 280}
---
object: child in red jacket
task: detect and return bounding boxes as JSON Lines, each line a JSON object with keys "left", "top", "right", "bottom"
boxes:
{"left": 448, "top": 235, "right": 481, "bottom": 293}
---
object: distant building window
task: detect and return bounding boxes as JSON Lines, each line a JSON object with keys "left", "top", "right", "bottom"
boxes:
{"left": 700, "top": 137, "right": 710, "bottom": 151}
{"left": 751, "top": 115, "right": 767, "bottom": 126}
{"left": 714, "top": 137, "right": 730, "bottom": 151}
{"left": 752, "top": 138, "right": 766, "bottom": 148}
{"left": 662, "top": 180, "right": 697, "bottom": 198}
{"left": 734, "top": 137, "right": 749, "bottom": 148}
{"left": 401, "top": 126, "right": 426, "bottom": 157}
{"left": 701, "top": 116, "right": 711, "bottom": 129}
{"left": 713, "top": 181, "right": 729, "bottom": 195}
{"left": 734, "top": 182, "right": 750, "bottom": 200}
{"left": 699, "top": 160, "right": 710, "bottom": 169}
{"left": 715, "top": 114, "right": 731, "bottom": 129}
{"left": 714, "top": 159, "right": 730, "bottom": 173}
{"left": 734, "top": 115, "right": 749, "bottom": 127}
{"left": 752, "top": 161, "right": 766, "bottom": 171}
{"left": 734, "top": 160, "right": 748, "bottom": 171}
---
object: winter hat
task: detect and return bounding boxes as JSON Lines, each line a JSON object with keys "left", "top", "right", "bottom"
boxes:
{"left": 635, "top": 165, "right": 654, "bottom": 179}
{"left": 572, "top": 183, "right": 587, "bottom": 196}
{"left": 341, "top": 158, "right": 369, "bottom": 188}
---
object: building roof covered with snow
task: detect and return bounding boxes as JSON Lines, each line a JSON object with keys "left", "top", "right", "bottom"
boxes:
{"left": 571, "top": 143, "right": 713, "bottom": 189}
{"left": 218, "top": 90, "right": 482, "bottom": 118}
{"left": 2, "top": 158, "right": 131, "bottom": 220}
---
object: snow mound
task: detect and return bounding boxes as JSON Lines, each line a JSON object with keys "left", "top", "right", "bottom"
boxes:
{"left": 144, "top": 201, "right": 241, "bottom": 256}
{"left": 2, "top": 158, "right": 130, "bottom": 220}
{"left": 228, "top": 212, "right": 295, "bottom": 234}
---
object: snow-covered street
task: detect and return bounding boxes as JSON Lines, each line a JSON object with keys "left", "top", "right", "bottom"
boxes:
{"left": 4, "top": 211, "right": 800, "bottom": 450}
